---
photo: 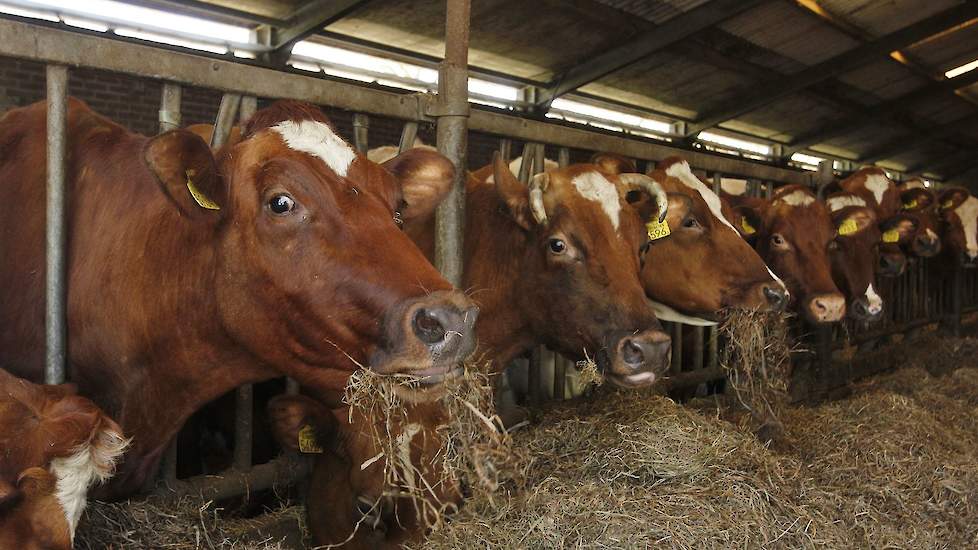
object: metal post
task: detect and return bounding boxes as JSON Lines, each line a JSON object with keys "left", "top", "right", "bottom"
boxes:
{"left": 557, "top": 146, "right": 570, "bottom": 169}
{"left": 239, "top": 95, "right": 258, "bottom": 123}
{"left": 552, "top": 146, "right": 571, "bottom": 400}
{"left": 352, "top": 113, "right": 369, "bottom": 153}
{"left": 816, "top": 160, "right": 833, "bottom": 199}
{"left": 433, "top": 0, "right": 470, "bottom": 287}
{"left": 45, "top": 64, "right": 68, "bottom": 386}
{"left": 533, "top": 142, "right": 546, "bottom": 176}
{"left": 233, "top": 384, "right": 253, "bottom": 470}
{"left": 517, "top": 142, "right": 535, "bottom": 183}
{"left": 499, "top": 138, "right": 512, "bottom": 161}
{"left": 712, "top": 173, "right": 721, "bottom": 195}
{"left": 158, "top": 82, "right": 182, "bottom": 133}
{"left": 951, "top": 265, "right": 963, "bottom": 337}
{"left": 398, "top": 121, "right": 419, "bottom": 154}
{"left": 210, "top": 93, "right": 241, "bottom": 149}
{"left": 670, "top": 322, "right": 683, "bottom": 375}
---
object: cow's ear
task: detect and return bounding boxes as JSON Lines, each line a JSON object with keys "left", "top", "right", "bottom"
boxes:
{"left": 15, "top": 468, "right": 56, "bottom": 498}
{"left": 730, "top": 205, "right": 763, "bottom": 240}
{"left": 144, "top": 130, "right": 224, "bottom": 220}
{"left": 938, "top": 187, "right": 970, "bottom": 214}
{"left": 626, "top": 189, "right": 687, "bottom": 231}
{"left": 267, "top": 395, "right": 337, "bottom": 455}
{"left": 590, "top": 152, "right": 636, "bottom": 175}
{"left": 491, "top": 151, "right": 539, "bottom": 230}
{"left": 382, "top": 148, "right": 455, "bottom": 221}
{"left": 880, "top": 214, "right": 918, "bottom": 245}
{"left": 900, "top": 188, "right": 934, "bottom": 211}
{"left": 834, "top": 206, "right": 877, "bottom": 237}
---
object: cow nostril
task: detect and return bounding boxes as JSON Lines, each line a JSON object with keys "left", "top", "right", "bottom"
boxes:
{"left": 763, "top": 286, "right": 786, "bottom": 308}
{"left": 854, "top": 301, "right": 867, "bottom": 315}
{"left": 412, "top": 308, "right": 447, "bottom": 344}
{"left": 622, "top": 339, "right": 644, "bottom": 366}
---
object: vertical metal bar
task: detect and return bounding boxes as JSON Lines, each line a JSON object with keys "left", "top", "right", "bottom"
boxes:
{"left": 158, "top": 82, "right": 182, "bottom": 133}
{"left": 815, "top": 160, "right": 833, "bottom": 198}
{"left": 398, "top": 121, "right": 419, "bottom": 154}
{"left": 528, "top": 348, "right": 542, "bottom": 405}
{"left": 951, "top": 265, "right": 963, "bottom": 337}
{"left": 161, "top": 438, "right": 178, "bottom": 484}
{"left": 233, "top": 384, "right": 253, "bottom": 470}
{"left": 553, "top": 146, "right": 571, "bottom": 400}
{"left": 528, "top": 142, "right": 547, "bottom": 403}
{"left": 557, "top": 146, "right": 570, "bottom": 168}
{"left": 499, "top": 138, "right": 512, "bottom": 162}
{"left": 517, "top": 142, "right": 534, "bottom": 183}
{"left": 210, "top": 93, "right": 241, "bottom": 149}
{"left": 352, "top": 113, "right": 369, "bottom": 153}
{"left": 712, "top": 173, "right": 721, "bottom": 195}
{"left": 764, "top": 181, "right": 773, "bottom": 199}
{"left": 434, "top": 0, "right": 470, "bottom": 287}
{"left": 670, "top": 322, "right": 683, "bottom": 375}
{"left": 708, "top": 325, "right": 718, "bottom": 371}
{"left": 692, "top": 326, "right": 704, "bottom": 372}
{"left": 45, "top": 64, "right": 68, "bottom": 386}
{"left": 533, "top": 142, "right": 546, "bottom": 176}
{"left": 239, "top": 95, "right": 258, "bottom": 123}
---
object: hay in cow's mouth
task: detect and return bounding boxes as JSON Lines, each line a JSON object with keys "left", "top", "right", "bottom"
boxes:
{"left": 416, "top": 336, "right": 978, "bottom": 549}
{"left": 343, "top": 358, "right": 528, "bottom": 534}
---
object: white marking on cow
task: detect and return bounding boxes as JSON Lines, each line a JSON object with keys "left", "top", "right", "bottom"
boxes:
{"left": 486, "top": 156, "right": 560, "bottom": 183}
{"left": 648, "top": 299, "right": 718, "bottom": 326}
{"left": 826, "top": 195, "right": 867, "bottom": 212}
{"left": 665, "top": 160, "right": 787, "bottom": 291}
{"left": 863, "top": 173, "right": 890, "bottom": 206}
{"left": 272, "top": 120, "right": 356, "bottom": 177}
{"left": 777, "top": 190, "right": 815, "bottom": 206}
{"left": 50, "top": 427, "right": 128, "bottom": 539}
{"left": 864, "top": 283, "right": 882, "bottom": 315}
{"left": 954, "top": 196, "right": 978, "bottom": 257}
{"left": 720, "top": 178, "right": 747, "bottom": 196}
{"left": 571, "top": 171, "right": 622, "bottom": 231}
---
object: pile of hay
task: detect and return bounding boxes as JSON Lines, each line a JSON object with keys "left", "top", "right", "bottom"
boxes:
{"left": 75, "top": 496, "right": 306, "bottom": 549}
{"left": 423, "top": 348, "right": 978, "bottom": 548}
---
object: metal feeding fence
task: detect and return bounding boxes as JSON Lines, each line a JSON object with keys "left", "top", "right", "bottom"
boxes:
{"left": 12, "top": 3, "right": 961, "bottom": 502}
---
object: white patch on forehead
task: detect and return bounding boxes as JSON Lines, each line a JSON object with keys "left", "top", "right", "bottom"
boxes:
{"left": 904, "top": 178, "right": 925, "bottom": 190}
{"left": 925, "top": 228, "right": 937, "bottom": 240}
{"left": 571, "top": 171, "right": 622, "bottom": 231}
{"left": 50, "top": 428, "right": 128, "bottom": 540}
{"left": 271, "top": 120, "right": 356, "bottom": 177}
{"left": 864, "top": 284, "right": 882, "bottom": 315}
{"left": 826, "top": 195, "right": 866, "bottom": 212}
{"left": 953, "top": 196, "right": 978, "bottom": 256}
{"left": 863, "top": 173, "right": 890, "bottom": 206}
{"left": 777, "top": 190, "right": 815, "bottom": 206}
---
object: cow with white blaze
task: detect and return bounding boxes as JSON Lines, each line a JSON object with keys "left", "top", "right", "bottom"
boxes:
{"left": 937, "top": 187, "right": 978, "bottom": 268}
{"left": 824, "top": 192, "right": 884, "bottom": 322}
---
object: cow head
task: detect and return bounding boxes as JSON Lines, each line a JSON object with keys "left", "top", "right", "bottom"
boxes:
{"left": 840, "top": 167, "right": 900, "bottom": 219}
{"left": 596, "top": 155, "right": 787, "bottom": 322}
{"left": 268, "top": 394, "right": 457, "bottom": 549}
{"left": 741, "top": 186, "right": 846, "bottom": 323}
{"left": 937, "top": 187, "right": 978, "bottom": 268}
{"left": 142, "top": 101, "right": 478, "bottom": 395}
{"left": 896, "top": 182, "right": 941, "bottom": 258}
{"left": 825, "top": 193, "right": 882, "bottom": 322}
{"left": 0, "top": 370, "right": 128, "bottom": 549}
{"left": 490, "top": 155, "right": 671, "bottom": 387}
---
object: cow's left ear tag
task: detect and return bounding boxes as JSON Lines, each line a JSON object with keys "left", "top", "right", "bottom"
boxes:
{"left": 838, "top": 218, "right": 858, "bottom": 236}
{"left": 298, "top": 424, "right": 323, "bottom": 454}
{"left": 740, "top": 217, "right": 756, "bottom": 235}
{"left": 186, "top": 169, "right": 220, "bottom": 211}
{"left": 882, "top": 229, "right": 900, "bottom": 243}
{"left": 646, "top": 219, "right": 670, "bottom": 241}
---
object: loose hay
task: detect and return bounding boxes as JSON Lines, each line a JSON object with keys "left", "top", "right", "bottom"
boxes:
{"left": 342, "top": 359, "right": 525, "bottom": 534}
{"left": 718, "top": 309, "right": 793, "bottom": 441}
{"left": 75, "top": 496, "right": 306, "bottom": 549}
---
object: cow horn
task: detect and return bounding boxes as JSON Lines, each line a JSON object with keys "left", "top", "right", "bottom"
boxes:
{"left": 619, "top": 173, "right": 669, "bottom": 223}
{"left": 528, "top": 173, "right": 550, "bottom": 225}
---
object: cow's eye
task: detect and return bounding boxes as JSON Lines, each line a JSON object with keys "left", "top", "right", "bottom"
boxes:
{"left": 548, "top": 238, "right": 567, "bottom": 255}
{"left": 269, "top": 194, "right": 295, "bottom": 215}
{"left": 682, "top": 217, "right": 701, "bottom": 229}
{"left": 771, "top": 234, "right": 788, "bottom": 249}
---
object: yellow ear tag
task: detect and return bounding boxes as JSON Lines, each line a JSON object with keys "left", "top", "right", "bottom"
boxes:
{"left": 941, "top": 200, "right": 954, "bottom": 210}
{"left": 186, "top": 170, "right": 220, "bottom": 211}
{"left": 646, "top": 219, "right": 671, "bottom": 241}
{"left": 838, "top": 218, "right": 858, "bottom": 236}
{"left": 882, "top": 229, "right": 900, "bottom": 243}
{"left": 903, "top": 199, "right": 918, "bottom": 210}
{"left": 740, "top": 217, "right": 756, "bottom": 235}
{"left": 298, "top": 424, "right": 323, "bottom": 454}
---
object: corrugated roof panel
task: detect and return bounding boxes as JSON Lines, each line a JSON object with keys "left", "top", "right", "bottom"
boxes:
{"left": 719, "top": 1, "right": 860, "bottom": 67}
{"left": 817, "top": 0, "right": 964, "bottom": 37}
{"left": 837, "top": 59, "right": 931, "bottom": 99}
{"left": 906, "top": 22, "right": 978, "bottom": 74}
{"left": 721, "top": 94, "right": 842, "bottom": 142}
{"left": 591, "top": 0, "right": 713, "bottom": 24}
{"left": 822, "top": 121, "right": 909, "bottom": 156}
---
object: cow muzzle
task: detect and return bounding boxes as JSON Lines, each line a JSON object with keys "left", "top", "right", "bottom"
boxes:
{"left": 850, "top": 296, "right": 882, "bottom": 323}
{"left": 878, "top": 252, "right": 906, "bottom": 277}
{"left": 750, "top": 282, "right": 788, "bottom": 312}
{"left": 911, "top": 232, "right": 941, "bottom": 258}
{"left": 601, "top": 329, "right": 671, "bottom": 388}
{"left": 371, "top": 291, "right": 479, "bottom": 385}
{"left": 805, "top": 293, "right": 846, "bottom": 324}
{"left": 962, "top": 250, "right": 978, "bottom": 269}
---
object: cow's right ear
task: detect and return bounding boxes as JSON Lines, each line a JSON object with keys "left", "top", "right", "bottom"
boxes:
{"left": 900, "top": 187, "right": 935, "bottom": 211}
{"left": 492, "top": 152, "right": 540, "bottom": 230}
{"left": 267, "top": 395, "right": 338, "bottom": 455}
{"left": 731, "top": 205, "right": 763, "bottom": 241}
{"left": 938, "top": 187, "right": 970, "bottom": 214}
{"left": 144, "top": 130, "right": 224, "bottom": 220}
{"left": 382, "top": 147, "right": 455, "bottom": 221}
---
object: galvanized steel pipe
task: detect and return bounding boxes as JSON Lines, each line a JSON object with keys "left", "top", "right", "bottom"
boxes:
{"left": 45, "top": 64, "right": 68, "bottom": 386}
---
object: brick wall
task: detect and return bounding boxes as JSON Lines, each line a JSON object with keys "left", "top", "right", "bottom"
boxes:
{"left": 0, "top": 55, "right": 602, "bottom": 170}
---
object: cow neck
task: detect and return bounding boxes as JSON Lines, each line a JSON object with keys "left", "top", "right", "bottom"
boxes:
{"left": 461, "top": 181, "right": 538, "bottom": 370}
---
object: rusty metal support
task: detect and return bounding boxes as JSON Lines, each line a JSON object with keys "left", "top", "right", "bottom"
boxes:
{"left": 45, "top": 64, "right": 68, "bottom": 386}
{"left": 158, "top": 82, "right": 182, "bottom": 133}
{"left": 433, "top": 0, "right": 470, "bottom": 287}
{"left": 211, "top": 93, "right": 241, "bottom": 149}
{"left": 233, "top": 384, "right": 254, "bottom": 470}
{"left": 352, "top": 113, "right": 370, "bottom": 153}
{"left": 398, "top": 121, "right": 419, "bottom": 154}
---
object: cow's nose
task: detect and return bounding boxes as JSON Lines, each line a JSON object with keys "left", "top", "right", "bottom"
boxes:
{"left": 806, "top": 293, "right": 846, "bottom": 323}
{"left": 962, "top": 251, "right": 978, "bottom": 268}
{"left": 411, "top": 303, "right": 479, "bottom": 350}
{"left": 878, "top": 253, "right": 906, "bottom": 277}
{"left": 762, "top": 284, "right": 788, "bottom": 311}
{"left": 851, "top": 298, "right": 882, "bottom": 322}
{"left": 913, "top": 234, "right": 940, "bottom": 257}
{"left": 616, "top": 329, "right": 671, "bottom": 378}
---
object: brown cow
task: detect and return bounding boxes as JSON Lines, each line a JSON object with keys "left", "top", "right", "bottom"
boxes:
{"left": 739, "top": 185, "right": 847, "bottom": 323}
{"left": 824, "top": 192, "right": 884, "bottom": 322}
{"left": 0, "top": 369, "right": 128, "bottom": 549}
{"left": 836, "top": 167, "right": 908, "bottom": 277}
{"left": 0, "top": 99, "right": 477, "bottom": 497}
{"left": 594, "top": 155, "right": 788, "bottom": 323}
{"left": 268, "top": 394, "right": 456, "bottom": 549}
{"left": 407, "top": 155, "right": 672, "bottom": 389}
{"left": 898, "top": 179, "right": 942, "bottom": 258}
{"left": 937, "top": 187, "right": 978, "bottom": 267}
